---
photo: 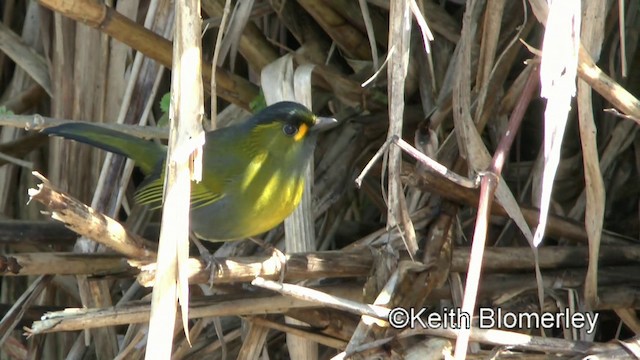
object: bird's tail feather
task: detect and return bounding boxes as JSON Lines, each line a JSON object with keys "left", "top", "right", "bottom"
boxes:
{"left": 42, "top": 123, "right": 165, "bottom": 174}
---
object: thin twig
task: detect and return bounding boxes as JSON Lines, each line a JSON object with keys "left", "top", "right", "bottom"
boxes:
{"left": 355, "top": 135, "right": 479, "bottom": 189}
{"left": 251, "top": 277, "right": 390, "bottom": 321}
{"left": 455, "top": 66, "right": 539, "bottom": 358}
{"left": 0, "top": 114, "right": 168, "bottom": 138}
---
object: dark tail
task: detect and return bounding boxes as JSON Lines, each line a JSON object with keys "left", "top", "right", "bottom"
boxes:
{"left": 42, "top": 123, "right": 165, "bottom": 174}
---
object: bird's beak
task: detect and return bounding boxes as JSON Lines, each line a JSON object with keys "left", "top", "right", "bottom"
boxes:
{"left": 312, "top": 116, "right": 338, "bottom": 133}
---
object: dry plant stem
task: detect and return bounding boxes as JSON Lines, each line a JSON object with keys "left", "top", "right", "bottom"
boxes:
{"left": 252, "top": 277, "right": 390, "bottom": 320}
{"left": 367, "top": 0, "right": 460, "bottom": 44}
{"left": 185, "top": 328, "right": 242, "bottom": 359}
{"left": 401, "top": 164, "right": 629, "bottom": 245}
{"left": 114, "top": 330, "right": 147, "bottom": 360}
{"left": 616, "top": 0, "right": 627, "bottom": 77}
{"left": 171, "top": 319, "right": 208, "bottom": 360}
{"left": 528, "top": 0, "right": 640, "bottom": 126}
{"left": 0, "top": 253, "right": 133, "bottom": 276}
{"left": 614, "top": 308, "right": 640, "bottom": 334}
{"left": 297, "top": 0, "right": 371, "bottom": 60}
{"left": 0, "top": 275, "right": 52, "bottom": 347}
{"left": 581, "top": 285, "right": 640, "bottom": 311}
{"left": 429, "top": 266, "right": 640, "bottom": 306}
{"left": 37, "top": 0, "right": 258, "bottom": 109}
{"left": 28, "top": 285, "right": 361, "bottom": 334}
{"left": 490, "top": 68, "right": 539, "bottom": 175}
{"left": 456, "top": 68, "right": 538, "bottom": 358}
{"left": 358, "top": 0, "right": 379, "bottom": 70}
{"left": 75, "top": 36, "right": 168, "bottom": 356}
{"left": 236, "top": 321, "right": 269, "bottom": 360}
{"left": 451, "top": 245, "right": 640, "bottom": 272}
{"left": 27, "top": 173, "right": 157, "bottom": 259}
{"left": 281, "top": 68, "right": 320, "bottom": 358}
{"left": 0, "top": 22, "right": 51, "bottom": 96}
{"left": 475, "top": 0, "right": 505, "bottom": 89}
{"left": 401, "top": 327, "right": 617, "bottom": 356}
{"left": 208, "top": 0, "right": 231, "bottom": 128}
{"left": 333, "top": 338, "right": 397, "bottom": 360}
{"left": 1, "top": 336, "right": 27, "bottom": 360}
{"left": 621, "top": 337, "right": 640, "bottom": 358}
{"left": 286, "top": 308, "right": 360, "bottom": 345}
{"left": 456, "top": 173, "right": 497, "bottom": 358}
{"left": 269, "top": 0, "right": 330, "bottom": 59}
{"left": 592, "top": 339, "right": 640, "bottom": 360}
{"left": 0, "top": 132, "right": 48, "bottom": 167}
{"left": 202, "top": 0, "right": 279, "bottom": 71}
{"left": 95, "top": 1, "right": 171, "bottom": 224}
{"left": 386, "top": 0, "right": 417, "bottom": 257}
{"left": 577, "top": 0, "right": 607, "bottom": 309}
{"left": 2, "top": 84, "right": 47, "bottom": 114}
{"left": 8, "top": 244, "right": 639, "bottom": 279}
{"left": 298, "top": 57, "right": 376, "bottom": 109}
{"left": 249, "top": 316, "right": 348, "bottom": 349}
{"left": 138, "top": 250, "right": 373, "bottom": 286}
{"left": 202, "top": 1, "right": 272, "bottom": 27}
{"left": 344, "top": 261, "right": 426, "bottom": 353}
{"left": 355, "top": 136, "right": 478, "bottom": 189}
{"left": 0, "top": 151, "right": 32, "bottom": 169}
{"left": 0, "top": 220, "right": 76, "bottom": 246}
{"left": 24, "top": 281, "right": 640, "bottom": 337}
{"left": 20, "top": 284, "right": 639, "bottom": 350}
{"left": 578, "top": 40, "right": 640, "bottom": 128}
{"left": 604, "top": 108, "right": 640, "bottom": 122}
{"left": 418, "top": 207, "right": 456, "bottom": 302}
{"left": 0, "top": 220, "right": 160, "bottom": 247}
{"left": 285, "top": 175, "right": 319, "bottom": 357}
{"left": 0, "top": 114, "right": 169, "bottom": 138}
{"left": 42, "top": 1, "right": 120, "bottom": 355}
{"left": 145, "top": 0, "right": 205, "bottom": 356}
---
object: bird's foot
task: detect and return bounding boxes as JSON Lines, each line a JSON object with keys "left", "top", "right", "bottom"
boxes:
{"left": 205, "top": 256, "right": 224, "bottom": 287}
{"left": 248, "top": 237, "right": 287, "bottom": 283}
{"left": 191, "top": 234, "right": 221, "bottom": 287}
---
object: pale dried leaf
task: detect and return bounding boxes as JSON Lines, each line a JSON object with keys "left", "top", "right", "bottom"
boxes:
{"left": 533, "top": 0, "right": 581, "bottom": 247}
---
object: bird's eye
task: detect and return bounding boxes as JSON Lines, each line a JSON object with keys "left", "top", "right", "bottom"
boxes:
{"left": 282, "top": 123, "right": 298, "bottom": 136}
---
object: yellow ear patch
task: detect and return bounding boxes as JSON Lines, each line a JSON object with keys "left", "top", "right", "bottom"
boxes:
{"left": 294, "top": 123, "right": 308, "bottom": 141}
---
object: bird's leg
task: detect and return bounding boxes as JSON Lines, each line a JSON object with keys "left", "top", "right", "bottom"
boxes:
{"left": 248, "top": 237, "right": 287, "bottom": 283}
{"left": 191, "top": 235, "right": 210, "bottom": 258}
{"left": 190, "top": 233, "right": 221, "bottom": 286}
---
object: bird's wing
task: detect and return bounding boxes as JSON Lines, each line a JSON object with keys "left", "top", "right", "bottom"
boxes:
{"left": 134, "top": 176, "right": 164, "bottom": 208}
{"left": 134, "top": 176, "right": 225, "bottom": 209}
{"left": 134, "top": 126, "right": 251, "bottom": 210}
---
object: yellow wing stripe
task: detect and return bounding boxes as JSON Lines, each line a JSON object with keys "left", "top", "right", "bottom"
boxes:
{"left": 135, "top": 179, "right": 164, "bottom": 209}
{"left": 134, "top": 180, "right": 222, "bottom": 210}
{"left": 190, "top": 184, "right": 224, "bottom": 209}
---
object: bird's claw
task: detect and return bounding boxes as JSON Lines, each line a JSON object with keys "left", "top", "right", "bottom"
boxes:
{"left": 271, "top": 246, "right": 287, "bottom": 283}
{"left": 190, "top": 234, "right": 221, "bottom": 287}
{"left": 249, "top": 237, "right": 288, "bottom": 283}
{"left": 205, "top": 256, "right": 223, "bottom": 288}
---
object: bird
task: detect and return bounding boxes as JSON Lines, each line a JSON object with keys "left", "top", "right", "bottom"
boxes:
{"left": 42, "top": 101, "right": 337, "bottom": 241}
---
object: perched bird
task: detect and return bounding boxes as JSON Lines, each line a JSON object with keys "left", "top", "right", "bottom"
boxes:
{"left": 43, "top": 101, "right": 337, "bottom": 241}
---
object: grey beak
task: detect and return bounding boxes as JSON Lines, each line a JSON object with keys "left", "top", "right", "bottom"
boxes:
{"left": 312, "top": 116, "right": 338, "bottom": 132}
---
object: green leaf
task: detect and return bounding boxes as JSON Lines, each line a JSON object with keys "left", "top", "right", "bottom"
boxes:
{"left": 160, "top": 92, "right": 171, "bottom": 114}
{"left": 0, "top": 106, "right": 14, "bottom": 115}
{"left": 249, "top": 91, "right": 266, "bottom": 113}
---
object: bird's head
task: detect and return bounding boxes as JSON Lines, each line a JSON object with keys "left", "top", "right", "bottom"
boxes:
{"left": 247, "top": 101, "right": 337, "bottom": 159}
